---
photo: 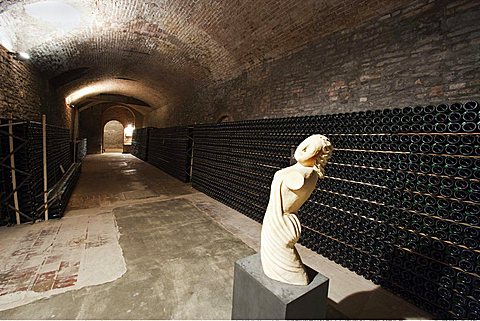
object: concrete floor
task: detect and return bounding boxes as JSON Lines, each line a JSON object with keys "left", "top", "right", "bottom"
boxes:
{"left": 0, "top": 153, "right": 433, "bottom": 319}
{"left": 0, "top": 209, "right": 126, "bottom": 311}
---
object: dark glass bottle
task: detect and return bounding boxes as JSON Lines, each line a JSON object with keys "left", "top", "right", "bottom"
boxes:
{"left": 462, "top": 121, "right": 476, "bottom": 132}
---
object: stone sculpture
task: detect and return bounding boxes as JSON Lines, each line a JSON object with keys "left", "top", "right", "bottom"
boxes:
{"left": 260, "top": 134, "right": 333, "bottom": 285}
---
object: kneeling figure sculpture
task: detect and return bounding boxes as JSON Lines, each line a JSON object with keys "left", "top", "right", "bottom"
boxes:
{"left": 261, "top": 134, "right": 333, "bottom": 285}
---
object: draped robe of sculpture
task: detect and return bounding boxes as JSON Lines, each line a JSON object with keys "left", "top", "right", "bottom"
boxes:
{"left": 260, "top": 135, "right": 332, "bottom": 286}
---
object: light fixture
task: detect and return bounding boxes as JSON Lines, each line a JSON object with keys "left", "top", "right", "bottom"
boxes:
{"left": 7, "top": 51, "right": 30, "bottom": 61}
{"left": 17, "top": 52, "right": 30, "bottom": 60}
{"left": 124, "top": 124, "right": 134, "bottom": 137}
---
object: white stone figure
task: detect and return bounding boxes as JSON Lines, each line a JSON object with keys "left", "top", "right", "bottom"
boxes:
{"left": 260, "top": 134, "right": 333, "bottom": 285}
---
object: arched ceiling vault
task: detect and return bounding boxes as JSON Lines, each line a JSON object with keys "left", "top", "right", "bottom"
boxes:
{"left": 0, "top": 0, "right": 412, "bottom": 111}
{"left": 77, "top": 94, "right": 152, "bottom": 116}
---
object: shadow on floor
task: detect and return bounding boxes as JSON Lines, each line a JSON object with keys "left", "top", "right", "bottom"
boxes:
{"left": 327, "top": 287, "right": 432, "bottom": 320}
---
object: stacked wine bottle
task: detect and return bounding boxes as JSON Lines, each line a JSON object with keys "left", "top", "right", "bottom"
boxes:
{"left": 9, "top": 121, "right": 44, "bottom": 223}
{"left": 191, "top": 101, "right": 479, "bottom": 319}
{"left": 75, "top": 138, "right": 87, "bottom": 162}
{"left": 193, "top": 118, "right": 297, "bottom": 222}
{"left": 0, "top": 119, "right": 79, "bottom": 224}
{"left": 131, "top": 127, "right": 153, "bottom": 161}
{"left": 147, "top": 126, "right": 193, "bottom": 182}
{"left": 47, "top": 163, "right": 82, "bottom": 219}
{"left": 44, "top": 123, "right": 78, "bottom": 219}
{"left": 46, "top": 124, "right": 73, "bottom": 189}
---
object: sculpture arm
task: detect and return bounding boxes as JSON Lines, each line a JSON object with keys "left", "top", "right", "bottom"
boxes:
{"left": 283, "top": 171, "right": 304, "bottom": 191}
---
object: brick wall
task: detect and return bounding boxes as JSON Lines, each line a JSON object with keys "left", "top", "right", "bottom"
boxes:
{"left": 102, "top": 106, "right": 137, "bottom": 128}
{"left": 80, "top": 105, "right": 103, "bottom": 154}
{"left": 0, "top": 45, "right": 69, "bottom": 126}
{"left": 169, "top": 0, "right": 480, "bottom": 126}
{"left": 79, "top": 104, "right": 143, "bottom": 154}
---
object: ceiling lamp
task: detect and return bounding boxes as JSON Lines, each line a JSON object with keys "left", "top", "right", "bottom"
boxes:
{"left": 124, "top": 124, "right": 134, "bottom": 137}
{"left": 6, "top": 50, "right": 30, "bottom": 61}
{"left": 17, "top": 52, "right": 30, "bottom": 60}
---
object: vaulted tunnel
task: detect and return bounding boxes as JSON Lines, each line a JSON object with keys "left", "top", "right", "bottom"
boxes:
{"left": 0, "top": 0, "right": 479, "bottom": 319}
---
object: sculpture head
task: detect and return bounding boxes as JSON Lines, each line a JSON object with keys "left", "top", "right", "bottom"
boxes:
{"left": 294, "top": 134, "right": 333, "bottom": 177}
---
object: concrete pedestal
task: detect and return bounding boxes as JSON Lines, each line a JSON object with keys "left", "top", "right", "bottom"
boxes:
{"left": 231, "top": 253, "right": 329, "bottom": 320}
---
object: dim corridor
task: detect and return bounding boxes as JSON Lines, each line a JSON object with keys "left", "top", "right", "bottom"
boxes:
{"left": 0, "top": 154, "right": 254, "bottom": 319}
{"left": 0, "top": 154, "right": 432, "bottom": 319}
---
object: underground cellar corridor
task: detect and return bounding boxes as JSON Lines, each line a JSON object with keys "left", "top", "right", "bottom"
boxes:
{"left": 0, "top": 154, "right": 254, "bottom": 319}
{"left": 0, "top": 153, "right": 431, "bottom": 319}
{"left": 0, "top": 0, "right": 479, "bottom": 319}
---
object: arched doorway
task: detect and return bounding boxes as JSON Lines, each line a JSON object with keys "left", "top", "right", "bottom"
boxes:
{"left": 103, "top": 120, "right": 124, "bottom": 153}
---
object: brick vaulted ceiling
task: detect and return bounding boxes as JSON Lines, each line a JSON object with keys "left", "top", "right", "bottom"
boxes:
{"left": 0, "top": 0, "right": 411, "bottom": 110}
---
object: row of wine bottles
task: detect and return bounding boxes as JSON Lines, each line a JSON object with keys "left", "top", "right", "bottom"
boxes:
{"left": 131, "top": 127, "right": 152, "bottom": 161}
{"left": 326, "top": 163, "right": 479, "bottom": 189}
{"left": 195, "top": 123, "right": 479, "bottom": 139}
{"left": 317, "top": 178, "right": 387, "bottom": 202}
{"left": 302, "top": 201, "right": 479, "bottom": 249}
{"left": 311, "top": 188, "right": 479, "bottom": 225}
{"left": 331, "top": 150, "right": 480, "bottom": 178}
{"left": 301, "top": 228, "right": 479, "bottom": 319}
{"left": 146, "top": 127, "right": 192, "bottom": 183}
{"left": 331, "top": 132, "right": 480, "bottom": 146}
{"left": 318, "top": 172, "right": 480, "bottom": 203}
{"left": 139, "top": 101, "right": 480, "bottom": 320}
{"left": 194, "top": 101, "right": 480, "bottom": 135}
{"left": 192, "top": 174, "right": 266, "bottom": 223}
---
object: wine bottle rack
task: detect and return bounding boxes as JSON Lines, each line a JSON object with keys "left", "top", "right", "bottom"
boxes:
{"left": 47, "top": 163, "right": 82, "bottom": 219}
{"left": 75, "top": 138, "right": 87, "bottom": 162}
{"left": 45, "top": 123, "right": 73, "bottom": 189}
{"left": 0, "top": 119, "right": 80, "bottom": 225}
{"left": 191, "top": 101, "right": 480, "bottom": 319}
{"left": 0, "top": 121, "right": 45, "bottom": 224}
{"left": 44, "top": 123, "right": 77, "bottom": 219}
{"left": 146, "top": 126, "right": 193, "bottom": 182}
{"left": 131, "top": 127, "right": 153, "bottom": 161}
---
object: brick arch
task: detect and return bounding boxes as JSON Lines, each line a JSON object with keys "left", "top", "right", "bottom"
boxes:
{"left": 100, "top": 105, "right": 137, "bottom": 153}
{"left": 1, "top": 0, "right": 414, "bottom": 128}
{"left": 101, "top": 105, "right": 136, "bottom": 129}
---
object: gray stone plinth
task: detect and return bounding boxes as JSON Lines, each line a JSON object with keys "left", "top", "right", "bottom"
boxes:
{"left": 231, "top": 253, "right": 329, "bottom": 320}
